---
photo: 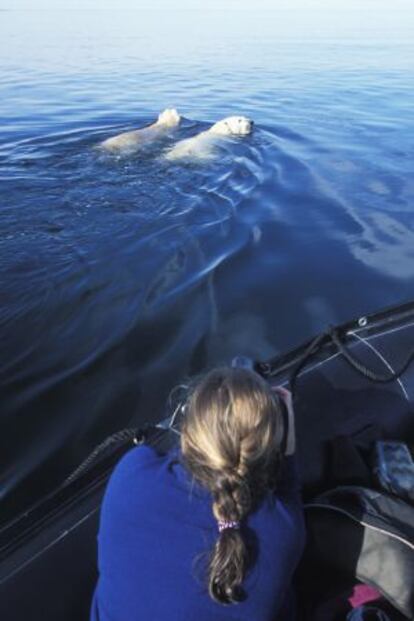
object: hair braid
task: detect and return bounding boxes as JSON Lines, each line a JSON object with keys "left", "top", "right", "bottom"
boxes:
{"left": 208, "top": 469, "right": 252, "bottom": 602}
{"left": 180, "top": 367, "right": 284, "bottom": 605}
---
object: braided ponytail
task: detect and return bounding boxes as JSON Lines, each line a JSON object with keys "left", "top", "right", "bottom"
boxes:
{"left": 180, "top": 367, "right": 283, "bottom": 604}
{"left": 208, "top": 470, "right": 252, "bottom": 602}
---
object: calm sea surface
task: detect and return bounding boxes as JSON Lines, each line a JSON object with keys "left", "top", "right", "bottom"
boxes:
{"left": 0, "top": 8, "right": 413, "bottom": 521}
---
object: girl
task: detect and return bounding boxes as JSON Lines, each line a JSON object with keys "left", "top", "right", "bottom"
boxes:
{"left": 90, "top": 367, "right": 305, "bottom": 620}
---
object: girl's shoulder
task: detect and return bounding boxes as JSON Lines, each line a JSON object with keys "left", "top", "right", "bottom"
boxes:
{"left": 105, "top": 443, "right": 170, "bottom": 493}
{"left": 100, "top": 444, "right": 178, "bottom": 518}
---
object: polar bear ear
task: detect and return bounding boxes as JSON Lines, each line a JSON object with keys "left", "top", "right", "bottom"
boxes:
{"left": 170, "top": 109, "right": 181, "bottom": 124}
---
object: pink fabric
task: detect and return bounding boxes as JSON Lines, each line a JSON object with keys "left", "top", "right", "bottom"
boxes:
{"left": 348, "top": 584, "right": 382, "bottom": 608}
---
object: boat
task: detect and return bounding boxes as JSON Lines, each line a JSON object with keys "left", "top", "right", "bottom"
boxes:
{"left": 1, "top": 300, "right": 413, "bottom": 620}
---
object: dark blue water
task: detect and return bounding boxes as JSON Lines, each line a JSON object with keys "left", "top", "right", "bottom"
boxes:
{"left": 1, "top": 8, "right": 413, "bottom": 522}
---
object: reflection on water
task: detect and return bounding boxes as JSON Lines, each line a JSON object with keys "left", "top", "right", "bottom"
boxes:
{"left": 0, "top": 8, "right": 414, "bottom": 522}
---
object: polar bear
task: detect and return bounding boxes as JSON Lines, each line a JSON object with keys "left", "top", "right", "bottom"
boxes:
{"left": 164, "top": 115, "right": 253, "bottom": 162}
{"left": 100, "top": 108, "right": 181, "bottom": 153}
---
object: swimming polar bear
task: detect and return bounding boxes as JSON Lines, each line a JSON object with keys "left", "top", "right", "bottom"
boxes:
{"left": 100, "top": 108, "right": 181, "bottom": 153}
{"left": 164, "top": 116, "right": 253, "bottom": 162}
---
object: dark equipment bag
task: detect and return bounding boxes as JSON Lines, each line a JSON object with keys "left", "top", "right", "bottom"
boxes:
{"left": 304, "top": 486, "right": 414, "bottom": 619}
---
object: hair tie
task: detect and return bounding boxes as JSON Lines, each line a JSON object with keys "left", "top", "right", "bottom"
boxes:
{"left": 218, "top": 519, "right": 240, "bottom": 533}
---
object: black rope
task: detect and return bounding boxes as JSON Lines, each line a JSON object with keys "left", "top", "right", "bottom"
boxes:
{"left": 257, "top": 332, "right": 329, "bottom": 379}
{"left": 63, "top": 427, "right": 144, "bottom": 486}
{"left": 330, "top": 327, "right": 414, "bottom": 384}
{"left": 259, "top": 326, "right": 414, "bottom": 397}
{"left": 289, "top": 331, "right": 328, "bottom": 396}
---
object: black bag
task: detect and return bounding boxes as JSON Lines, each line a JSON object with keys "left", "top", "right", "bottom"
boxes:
{"left": 304, "top": 486, "right": 414, "bottom": 619}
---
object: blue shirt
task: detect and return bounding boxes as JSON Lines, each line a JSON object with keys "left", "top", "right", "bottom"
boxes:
{"left": 90, "top": 443, "right": 305, "bottom": 621}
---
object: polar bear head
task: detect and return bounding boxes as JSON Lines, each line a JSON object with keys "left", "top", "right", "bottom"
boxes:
{"left": 209, "top": 116, "right": 253, "bottom": 136}
{"left": 157, "top": 108, "right": 181, "bottom": 127}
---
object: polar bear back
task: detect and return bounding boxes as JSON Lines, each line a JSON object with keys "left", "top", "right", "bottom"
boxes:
{"left": 100, "top": 108, "right": 181, "bottom": 153}
{"left": 164, "top": 131, "right": 219, "bottom": 161}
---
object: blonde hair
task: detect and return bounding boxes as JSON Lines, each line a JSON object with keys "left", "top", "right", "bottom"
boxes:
{"left": 180, "top": 367, "right": 284, "bottom": 604}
